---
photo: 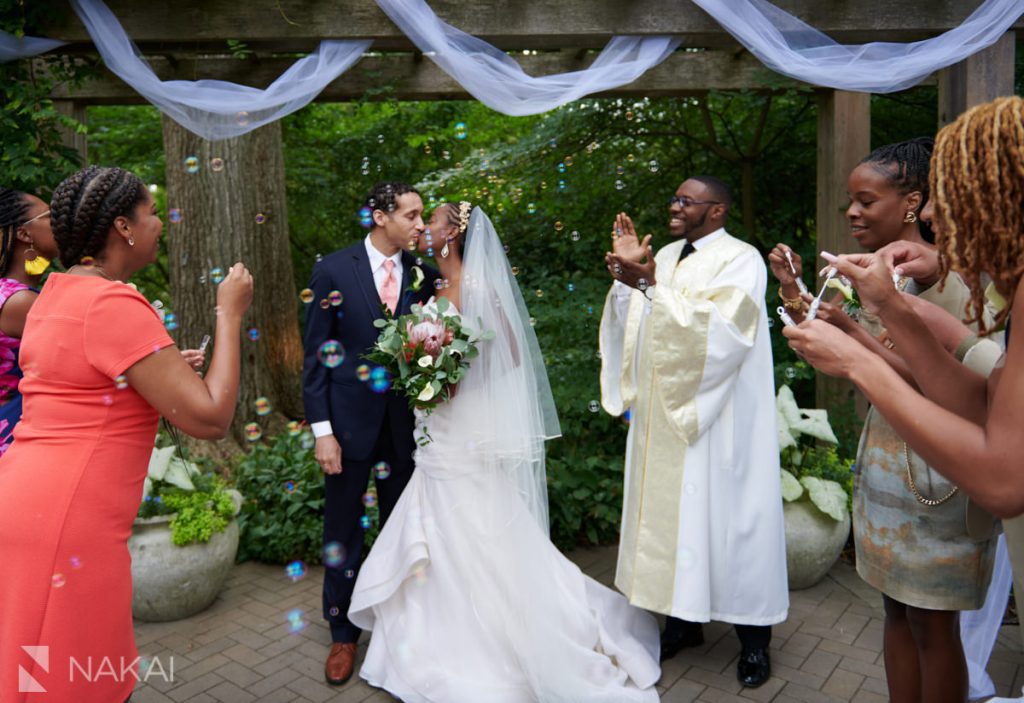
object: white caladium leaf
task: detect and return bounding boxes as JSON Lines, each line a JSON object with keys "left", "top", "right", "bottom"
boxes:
{"left": 777, "top": 410, "right": 797, "bottom": 450}
{"left": 800, "top": 476, "right": 848, "bottom": 521}
{"left": 146, "top": 445, "right": 177, "bottom": 481}
{"left": 776, "top": 384, "right": 802, "bottom": 429}
{"left": 792, "top": 408, "right": 839, "bottom": 444}
{"left": 781, "top": 469, "right": 804, "bottom": 502}
{"left": 162, "top": 457, "right": 198, "bottom": 491}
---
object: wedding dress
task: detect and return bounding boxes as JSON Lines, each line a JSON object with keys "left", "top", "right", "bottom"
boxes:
{"left": 348, "top": 208, "right": 660, "bottom": 702}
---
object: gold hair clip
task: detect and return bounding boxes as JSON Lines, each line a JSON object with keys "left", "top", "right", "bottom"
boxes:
{"left": 457, "top": 201, "right": 472, "bottom": 235}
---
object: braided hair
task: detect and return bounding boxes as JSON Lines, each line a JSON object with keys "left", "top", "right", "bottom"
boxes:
{"left": 0, "top": 188, "right": 30, "bottom": 277}
{"left": 443, "top": 200, "right": 473, "bottom": 257}
{"left": 50, "top": 166, "right": 146, "bottom": 268}
{"left": 860, "top": 137, "right": 935, "bottom": 242}
{"left": 932, "top": 96, "right": 1024, "bottom": 335}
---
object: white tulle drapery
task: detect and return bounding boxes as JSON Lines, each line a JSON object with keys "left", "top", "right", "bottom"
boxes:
{"left": 2, "top": 0, "right": 1022, "bottom": 137}
{"left": 692, "top": 0, "right": 1024, "bottom": 94}
{"left": 375, "top": 0, "right": 680, "bottom": 116}
{"left": 67, "top": 0, "right": 370, "bottom": 140}
{"left": 0, "top": 34, "right": 67, "bottom": 62}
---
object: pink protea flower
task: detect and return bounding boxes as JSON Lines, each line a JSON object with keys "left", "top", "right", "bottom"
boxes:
{"left": 407, "top": 318, "right": 447, "bottom": 357}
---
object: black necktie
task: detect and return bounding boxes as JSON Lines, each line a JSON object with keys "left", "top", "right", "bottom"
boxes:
{"left": 679, "top": 242, "right": 696, "bottom": 262}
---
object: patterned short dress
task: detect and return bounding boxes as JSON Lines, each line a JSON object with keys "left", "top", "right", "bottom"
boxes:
{"left": 0, "top": 278, "right": 31, "bottom": 455}
{"left": 853, "top": 276, "right": 996, "bottom": 611}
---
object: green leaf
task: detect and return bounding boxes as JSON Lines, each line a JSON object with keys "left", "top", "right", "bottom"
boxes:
{"left": 800, "top": 476, "right": 848, "bottom": 521}
{"left": 781, "top": 469, "right": 803, "bottom": 502}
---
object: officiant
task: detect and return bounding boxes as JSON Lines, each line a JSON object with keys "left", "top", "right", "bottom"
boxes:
{"left": 599, "top": 176, "right": 788, "bottom": 689}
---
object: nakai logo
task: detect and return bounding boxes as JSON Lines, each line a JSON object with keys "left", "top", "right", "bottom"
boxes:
{"left": 19, "top": 645, "right": 49, "bottom": 693}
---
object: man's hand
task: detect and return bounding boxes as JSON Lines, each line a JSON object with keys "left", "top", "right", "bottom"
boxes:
{"left": 316, "top": 435, "right": 343, "bottom": 475}
{"left": 606, "top": 244, "right": 657, "bottom": 290}
{"left": 610, "top": 212, "right": 651, "bottom": 263}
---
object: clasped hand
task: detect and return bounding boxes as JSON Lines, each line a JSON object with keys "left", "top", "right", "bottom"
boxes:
{"left": 605, "top": 212, "right": 656, "bottom": 290}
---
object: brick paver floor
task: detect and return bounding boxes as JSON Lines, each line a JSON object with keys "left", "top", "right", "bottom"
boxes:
{"left": 131, "top": 546, "right": 1023, "bottom": 702}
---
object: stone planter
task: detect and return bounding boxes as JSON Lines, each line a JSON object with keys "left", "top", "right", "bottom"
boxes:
{"left": 784, "top": 499, "right": 851, "bottom": 590}
{"left": 129, "top": 491, "right": 242, "bottom": 622}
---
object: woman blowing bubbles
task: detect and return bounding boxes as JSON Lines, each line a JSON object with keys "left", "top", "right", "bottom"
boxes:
{"left": 785, "top": 96, "right": 1024, "bottom": 520}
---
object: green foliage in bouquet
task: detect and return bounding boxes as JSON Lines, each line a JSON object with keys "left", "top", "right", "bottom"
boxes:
{"left": 776, "top": 385, "right": 854, "bottom": 521}
{"left": 233, "top": 431, "right": 326, "bottom": 564}
{"left": 138, "top": 446, "right": 236, "bottom": 546}
{"left": 366, "top": 298, "right": 494, "bottom": 410}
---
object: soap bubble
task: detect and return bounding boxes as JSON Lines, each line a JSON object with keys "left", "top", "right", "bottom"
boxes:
{"left": 244, "top": 422, "right": 262, "bottom": 441}
{"left": 168, "top": 208, "right": 183, "bottom": 224}
{"left": 317, "top": 340, "right": 344, "bottom": 368}
{"left": 183, "top": 156, "right": 200, "bottom": 174}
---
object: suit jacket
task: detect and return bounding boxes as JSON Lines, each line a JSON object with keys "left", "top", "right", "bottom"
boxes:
{"left": 302, "top": 241, "right": 438, "bottom": 461}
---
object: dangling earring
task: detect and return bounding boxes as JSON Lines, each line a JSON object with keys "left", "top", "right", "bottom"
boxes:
{"left": 904, "top": 211, "right": 918, "bottom": 224}
{"left": 24, "top": 242, "right": 50, "bottom": 276}
{"left": 440, "top": 238, "right": 451, "bottom": 259}
{"left": 128, "top": 235, "right": 135, "bottom": 247}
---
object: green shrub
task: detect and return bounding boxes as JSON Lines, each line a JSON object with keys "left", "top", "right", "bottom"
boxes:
{"left": 233, "top": 432, "right": 326, "bottom": 564}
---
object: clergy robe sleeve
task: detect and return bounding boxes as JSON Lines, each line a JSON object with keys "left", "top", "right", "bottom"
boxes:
{"left": 649, "top": 248, "right": 765, "bottom": 444}
{"left": 599, "top": 281, "right": 637, "bottom": 416}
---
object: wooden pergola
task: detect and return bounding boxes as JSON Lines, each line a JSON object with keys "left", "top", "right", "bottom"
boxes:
{"left": 37, "top": 0, "right": 1021, "bottom": 417}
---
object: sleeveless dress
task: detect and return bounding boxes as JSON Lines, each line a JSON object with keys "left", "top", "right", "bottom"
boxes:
{"left": 0, "top": 274, "right": 173, "bottom": 703}
{"left": 349, "top": 300, "right": 661, "bottom": 703}
{"left": 0, "top": 278, "right": 34, "bottom": 454}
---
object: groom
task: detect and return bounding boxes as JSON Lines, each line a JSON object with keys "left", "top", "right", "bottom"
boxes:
{"left": 302, "top": 182, "right": 438, "bottom": 685}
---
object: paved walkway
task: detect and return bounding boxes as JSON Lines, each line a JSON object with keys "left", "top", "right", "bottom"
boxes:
{"left": 131, "top": 547, "right": 1023, "bottom": 702}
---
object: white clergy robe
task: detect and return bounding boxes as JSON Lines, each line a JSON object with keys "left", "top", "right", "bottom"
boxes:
{"left": 600, "top": 229, "right": 789, "bottom": 625}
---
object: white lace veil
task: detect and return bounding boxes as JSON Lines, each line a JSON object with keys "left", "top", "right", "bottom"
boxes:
{"left": 448, "top": 207, "right": 561, "bottom": 534}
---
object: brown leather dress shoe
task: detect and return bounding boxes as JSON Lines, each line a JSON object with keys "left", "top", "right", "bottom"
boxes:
{"left": 325, "top": 642, "right": 358, "bottom": 685}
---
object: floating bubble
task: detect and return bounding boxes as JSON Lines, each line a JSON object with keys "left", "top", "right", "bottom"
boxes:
{"left": 210, "top": 267, "right": 224, "bottom": 284}
{"left": 164, "top": 312, "right": 178, "bottom": 331}
{"left": 767, "top": 318, "right": 775, "bottom": 328}
{"left": 236, "top": 111, "right": 250, "bottom": 126}
{"left": 300, "top": 432, "right": 314, "bottom": 450}
{"left": 284, "top": 480, "right": 296, "bottom": 493}
{"left": 570, "top": 230, "right": 580, "bottom": 242}
{"left": 557, "top": 163, "right": 566, "bottom": 173}
{"left": 374, "top": 461, "right": 392, "bottom": 480}
{"left": 616, "top": 165, "right": 625, "bottom": 175}
{"left": 588, "top": 400, "right": 600, "bottom": 413}
{"left": 528, "top": 317, "right": 536, "bottom": 327}
{"left": 168, "top": 208, "right": 183, "bottom": 224}
{"left": 567, "top": 283, "right": 575, "bottom": 292}
{"left": 627, "top": 153, "right": 635, "bottom": 163}
{"left": 359, "top": 206, "right": 373, "bottom": 228}
{"left": 527, "top": 203, "right": 537, "bottom": 215}
{"left": 359, "top": 515, "right": 372, "bottom": 529}
{"left": 102, "top": 394, "right": 112, "bottom": 406}
{"left": 255, "top": 213, "right": 266, "bottom": 225}
{"left": 586, "top": 306, "right": 593, "bottom": 314}
{"left": 785, "top": 367, "right": 797, "bottom": 380}
{"left": 115, "top": 375, "right": 128, "bottom": 390}
{"left": 424, "top": 144, "right": 432, "bottom": 154}
{"left": 345, "top": 568, "right": 356, "bottom": 578}
{"left": 554, "top": 221, "right": 564, "bottom": 232}
{"left": 317, "top": 340, "right": 344, "bottom": 368}
{"left": 329, "top": 606, "right": 340, "bottom": 617}
{"left": 356, "top": 364, "right": 371, "bottom": 381}
{"left": 454, "top": 121, "right": 467, "bottom": 139}
{"left": 626, "top": 110, "right": 634, "bottom": 121}
{"left": 324, "top": 542, "right": 346, "bottom": 568}
{"left": 564, "top": 156, "right": 574, "bottom": 166}
{"left": 441, "top": 150, "right": 451, "bottom": 160}
{"left": 184, "top": 156, "right": 200, "bottom": 174}
{"left": 52, "top": 573, "right": 66, "bottom": 588}
{"left": 319, "top": 299, "right": 330, "bottom": 310}
{"left": 433, "top": 279, "right": 444, "bottom": 291}
{"left": 558, "top": 180, "right": 567, "bottom": 190}
{"left": 535, "top": 289, "right": 544, "bottom": 298}
{"left": 511, "top": 266, "right": 520, "bottom": 276}
{"left": 255, "top": 397, "right": 272, "bottom": 416}
{"left": 244, "top": 422, "right": 262, "bottom": 441}
{"left": 299, "top": 288, "right": 314, "bottom": 304}
{"left": 286, "top": 608, "right": 307, "bottom": 634}
{"left": 426, "top": 248, "right": 434, "bottom": 258}
{"left": 285, "top": 560, "right": 307, "bottom": 582}
{"left": 648, "top": 159, "right": 660, "bottom": 173}
{"left": 286, "top": 420, "right": 302, "bottom": 437}
{"left": 637, "top": 278, "right": 649, "bottom": 291}
{"left": 328, "top": 290, "right": 343, "bottom": 306}
{"left": 615, "top": 180, "right": 626, "bottom": 190}
{"left": 248, "top": 327, "right": 259, "bottom": 341}
{"left": 210, "top": 157, "right": 225, "bottom": 172}
{"left": 370, "top": 374, "right": 392, "bottom": 394}
{"left": 70, "top": 556, "right": 82, "bottom": 570}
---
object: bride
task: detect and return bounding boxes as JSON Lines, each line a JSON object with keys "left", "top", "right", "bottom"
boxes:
{"left": 348, "top": 202, "right": 661, "bottom": 702}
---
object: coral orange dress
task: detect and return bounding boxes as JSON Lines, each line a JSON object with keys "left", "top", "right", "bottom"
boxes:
{"left": 0, "top": 274, "right": 173, "bottom": 703}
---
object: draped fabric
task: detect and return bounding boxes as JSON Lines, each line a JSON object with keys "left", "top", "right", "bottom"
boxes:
{"left": 1, "top": 0, "right": 1021, "bottom": 138}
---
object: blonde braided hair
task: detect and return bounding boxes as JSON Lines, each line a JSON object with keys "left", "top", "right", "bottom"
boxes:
{"left": 932, "top": 96, "right": 1024, "bottom": 335}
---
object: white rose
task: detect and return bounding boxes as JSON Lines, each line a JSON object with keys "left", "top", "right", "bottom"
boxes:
{"left": 417, "top": 384, "right": 436, "bottom": 402}
{"left": 417, "top": 355, "right": 433, "bottom": 368}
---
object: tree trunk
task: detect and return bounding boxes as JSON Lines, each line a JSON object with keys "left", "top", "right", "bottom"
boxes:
{"left": 161, "top": 116, "right": 303, "bottom": 445}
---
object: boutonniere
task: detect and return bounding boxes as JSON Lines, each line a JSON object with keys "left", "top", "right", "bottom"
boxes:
{"left": 409, "top": 265, "right": 425, "bottom": 292}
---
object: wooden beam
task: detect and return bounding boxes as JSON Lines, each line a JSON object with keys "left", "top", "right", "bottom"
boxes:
{"left": 938, "top": 30, "right": 1016, "bottom": 126}
{"left": 39, "top": 0, "right": 1024, "bottom": 52}
{"left": 51, "top": 50, "right": 819, "bottom": 105}
{"left": 815, "top": 90, "right": 870, "bottom": 416}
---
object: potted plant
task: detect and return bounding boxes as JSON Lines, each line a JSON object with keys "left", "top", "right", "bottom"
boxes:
{"left": 777, "top": 385, "right": 854, "bottom": 589}
{"left": 129, "top": 444, "right": 243, "bottom": 621}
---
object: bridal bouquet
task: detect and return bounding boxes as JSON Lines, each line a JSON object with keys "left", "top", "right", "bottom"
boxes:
{"left": 366, "top": 297, "right": 493, "bottom": 412}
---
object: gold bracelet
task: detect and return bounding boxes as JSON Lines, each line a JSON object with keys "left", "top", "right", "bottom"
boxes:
{"left": 778, "top": 289, "right": 805, "bottom": 311}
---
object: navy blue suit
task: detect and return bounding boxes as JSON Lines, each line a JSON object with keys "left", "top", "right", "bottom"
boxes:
{"left": 302, "top": 240, "right": 437, "bottom": 643}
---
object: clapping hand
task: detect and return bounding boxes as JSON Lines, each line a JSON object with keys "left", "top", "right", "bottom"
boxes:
{"left": 605, "top": 212, "right": 656, "bottom": 290}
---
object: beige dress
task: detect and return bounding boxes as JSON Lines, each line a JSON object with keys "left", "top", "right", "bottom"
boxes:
{"left": 853, "top": 274, "right": 997, "bottom": 610}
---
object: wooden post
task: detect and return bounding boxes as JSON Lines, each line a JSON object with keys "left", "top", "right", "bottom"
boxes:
{"left": 938, "top": 31, "right": 1016, "bottom": 126}
{"left": 52, "top": 100, "right": 88, "bottom": 164}
{"left": 815, "top": 90, "right": 870, "bottom": 415}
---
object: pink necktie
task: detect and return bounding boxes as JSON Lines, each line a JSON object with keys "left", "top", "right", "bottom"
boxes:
{"left": 381, "top": 259, "right": 398, "bottom": 314}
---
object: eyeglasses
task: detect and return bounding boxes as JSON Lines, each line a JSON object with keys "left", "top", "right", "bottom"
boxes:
{"left": 669, "top": 196, "right": 720, "bottom": 208}
{"left": 22, "top": 210, "right": 50, "bottom": 226}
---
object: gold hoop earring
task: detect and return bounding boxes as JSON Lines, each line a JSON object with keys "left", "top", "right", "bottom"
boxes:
{"left": 904, "top": 211, "right": 918, "bottom": 224}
